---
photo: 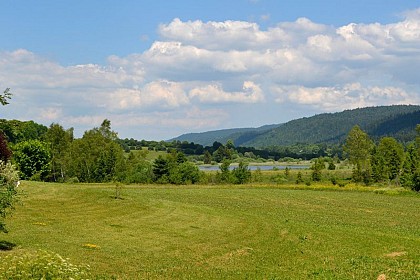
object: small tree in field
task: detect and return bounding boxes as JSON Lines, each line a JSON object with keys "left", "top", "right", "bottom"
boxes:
{"left": 0, "top": 88, "right": 19, "bottom": 233}
{"left": 343, "top": 125, "right": 373, "bottom": 183}
{"left": 0, "top": 161, "right": 19, "bottom": 233}
{"left": 218, "top": 160, "right": 232, "bottom": 183}
{"left": 232, "top": 161, "right": 251, "bottom": 184}
{"left": 311, "top": 158, "right": 324, "bottom": 182}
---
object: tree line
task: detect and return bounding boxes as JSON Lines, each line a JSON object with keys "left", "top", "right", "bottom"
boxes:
{"left": 1, "top": 116, "right": 420, "bottom": 191}
{"left": 343, "top": 125, "right": 420, "bottom": 191}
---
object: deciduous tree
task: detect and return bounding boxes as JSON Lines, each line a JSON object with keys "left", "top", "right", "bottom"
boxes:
{"left": 371, "top": 137, "right": 404, "bottom": 183}
{"left": 0, "top": 132, "right": 12, "bottom": 162}
{"left": 65, "top": 120, "right": 124, "bottom": 182}
{"left": 13, "top": 140, "right": 51, "bottom": 180}
{"left": 343, "top": 125, "right": 373, "bottom": 183}
{"left": 0, "top": 160, "right": 19, "bottom": 233}
{"left": 232, "top": 161, "right": 251, "bottom": 184}
{"left": 44, "top": 123, "right": 73, "bottom": 181}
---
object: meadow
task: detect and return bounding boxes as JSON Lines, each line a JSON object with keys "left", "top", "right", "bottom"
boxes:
{"left": 1, "top": 181, "right": 419, "bottom": 279}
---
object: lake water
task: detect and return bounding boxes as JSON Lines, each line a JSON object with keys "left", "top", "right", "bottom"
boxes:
{"left": 198, "top": 164, "right": 309, "bottom": 171}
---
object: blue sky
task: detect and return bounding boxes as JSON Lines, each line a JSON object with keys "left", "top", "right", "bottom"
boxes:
{"left": 1, "top": 1, "right": 419, "bottom": 140}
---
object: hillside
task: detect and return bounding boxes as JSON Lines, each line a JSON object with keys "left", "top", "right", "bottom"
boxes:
{"left": 171, "top": 105, "right": 420, "bottom": 147}
{"left": 169, "top": 124, "right": 281, "bottom": 146}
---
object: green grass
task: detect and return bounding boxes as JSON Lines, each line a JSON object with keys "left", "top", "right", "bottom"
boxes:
{"left": 1, "top": 181, "right": 419, "bottom": 279}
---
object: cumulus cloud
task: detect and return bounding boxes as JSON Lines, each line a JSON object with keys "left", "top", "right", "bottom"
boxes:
{"left": 1, "top": 9, "right": 419, "bottom": 139}
{"left": 189, "top": 81, "right": 264, "bottom": 104}
{"left": 274, "top": 83, "right": 418, "bottom": 111}
{"left": 103, "top": 81, "right": 189, "bottom": 111}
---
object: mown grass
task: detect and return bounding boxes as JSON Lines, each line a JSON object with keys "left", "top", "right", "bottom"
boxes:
{"left": 1, "top": 181, "right": 419, "bottom": 279}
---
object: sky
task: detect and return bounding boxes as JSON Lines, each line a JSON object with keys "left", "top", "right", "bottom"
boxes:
{"left": 1, "top": 0, "right": 419, "bottom": 140}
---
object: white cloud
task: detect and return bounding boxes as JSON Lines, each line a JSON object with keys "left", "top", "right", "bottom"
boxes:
{"left": 1, "top": 9, "right": 419, "bottom": 139}
{"left": 189, "top": 81, "right": 264, "bottom": 104}
{"left": 274, "top": 83, "right": 417, "bottom": 111}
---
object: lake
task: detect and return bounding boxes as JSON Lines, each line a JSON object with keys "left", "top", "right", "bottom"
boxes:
{"left": 198, "top": 164, "right": 310, "bottom": 171}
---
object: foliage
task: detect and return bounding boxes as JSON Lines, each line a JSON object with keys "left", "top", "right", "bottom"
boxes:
{"left": 169, "top": 161, "right": 201, "bottom": 184}
{"left": 43, "top": 123, "right": 74, "bottom": 182}
{"left": 169, "top": 124, "right": 280, "bottom": 147}
{"left": 231, "top": 161, "right": 251, "bottom": 184}
{"left": 311, "top": 158, "right": 325, "bottom": 182}
{"left": 212, "top": 143, "right": 233, "bottom": 163}
{"left": 371, "top": 137, "right": 404, "bottom": 183}
{"left": 203, "top": 150, "right": 212, "bottom": 164}
{"left": 171, "top": 105, "right": 420, "bottom": 147}
{"left": 0, "top": 250, "right": 92, "bottom": 279}
{"left": 119, "top": 152, "right": 153, "bottom": 184}
{"left": 0, "top": 132, "right": 12, "bottom": 162}
{"left": 0, "top": 119, "right": 48, "bottom": 144}
{"left": 152, "top": 155, "right": 170, "bottom": 183}
{"left": 296, "top": 171, "right": 304, "bottom": 184}
{"left": 399, "top": 129, "right": 420, "bottom": 191}
{"left": 0, "top": 88, "right": 12, "bottom": 106}
{"left": 13, "top": 139, "right": 51, "bottom": 180}
{"left": 217, "top": 159, "right": 232, "bottom": 183}
{"left": 152, "top": 151, "right": 201, "bottom": 184}
{"left": 0, "top": 160, "right": 19, "bottom": 233}
{"left": 343, "top": 125, "right": 373, "bottom": 183}
{"left": 65, "top": 120, "right": 125, "bottom": 183}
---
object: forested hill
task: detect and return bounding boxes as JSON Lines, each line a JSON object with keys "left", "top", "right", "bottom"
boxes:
{"left": 171, "top": 105, "right": 420, "bottom": 147}
{"left": 168, "top": 124, "right": 281, "bottom": 147}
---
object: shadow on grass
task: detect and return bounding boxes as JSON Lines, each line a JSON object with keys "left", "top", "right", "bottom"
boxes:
{"left": 0, "top": 240, "right": 16, "bottom": 251}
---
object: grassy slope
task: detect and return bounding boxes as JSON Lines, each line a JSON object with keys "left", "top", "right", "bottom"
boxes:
{"left": 2, "top": 181, "right": 419, "bottom": 279}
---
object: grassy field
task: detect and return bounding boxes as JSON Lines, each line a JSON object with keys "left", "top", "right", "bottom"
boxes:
{"left": 1, "top": 181, "right": 419, "bottom": 279}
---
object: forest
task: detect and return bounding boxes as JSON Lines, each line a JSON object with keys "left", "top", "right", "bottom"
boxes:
{"left": 0, "top": 117, "right": 419, "bottom": 191}
{"left": 172, "top": 105, "right": 420, "bottom": 147}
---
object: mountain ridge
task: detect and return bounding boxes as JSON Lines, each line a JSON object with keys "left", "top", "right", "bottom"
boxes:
{"left": 170, "top": 105, "right": 420, "bottom": 147}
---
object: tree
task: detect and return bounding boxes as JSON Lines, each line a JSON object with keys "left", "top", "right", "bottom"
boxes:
{"left": 343, "top": 125, "right": 373, "bottom": 183}
{"left": 371, "top": 137, "right": 404, "bottom": 183}
{"left": 0, "top": 89, "right": 20, "bottom": 233}
{"left": 65, "top": 120, "right": 124, "bottom": 182}
{"left": 169, "top": 161, "right": 201, "bottom": 185}
{"left": 0, "top": 88, "right": 12, "bottom": 106}
{"left": 203, "top": 150, "right": 212, "bottom": 164}
{"left": 43, "top": 123, "right": 73, "bottom": 181}
{"left": 398, "top": 126, "right": 420, "bottom": 191}
{"left": 0, "top": 132, "right": 12, "bottom": 162}
{"left": 296, "top": 171, "right": 304, "bottom": 184}
{"left": 218, "top": 160, "right": 232, "bottom": 183}
{"left": 400, "top": 144, "right": 420, "bottom": 191}
{"left": 119, "top": 152, "right": 153, "bottom": 184}
{"left": 13, "top": 140, "right": 51, "bottom": 180}
{"left": 213, "top": 145, "right": 232, "bottom": 163}
{"left": 311, "top": 158, "right": 324, "bottom": 182}
{"left": 0, "top": 160, "right": 19, "bottom": 233}
{"left": 232, "top": 161, "right": 251, "bottom": 184}
{"left": 152, "top": 155, "right": 170, "bottom": 183}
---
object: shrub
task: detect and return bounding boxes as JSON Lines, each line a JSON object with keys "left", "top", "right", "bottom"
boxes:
{"left": 0, "top": 161, "right": 19, "bottom": 233}
{"left": 232, "top": 161, "right": 251, "bottom": 184}
{"left": 0, "top": 250, "right": 91, "bottom": 279}
{"left": 295, "top": 171, "right": 304, "bottom": 184}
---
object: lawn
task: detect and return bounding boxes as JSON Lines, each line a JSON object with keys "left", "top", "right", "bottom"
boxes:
{"left": 1, "top": 181, "right": 419, "bottom": 279}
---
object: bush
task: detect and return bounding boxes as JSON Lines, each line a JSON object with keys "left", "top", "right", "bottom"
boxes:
{"left": 232, "top": 162, "right": 251, "bottom": 184}
{"left": 0, "top": 250, "right": 91, "bottom": 279}
{"left": 13, "top": 140, "right": 51, "bottom": 180}
{"left": 0, "top": 161, "right": 19, "bottom": 233}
